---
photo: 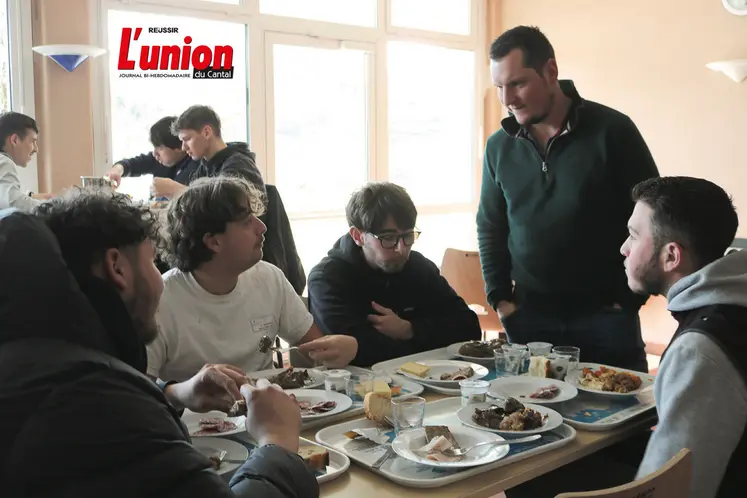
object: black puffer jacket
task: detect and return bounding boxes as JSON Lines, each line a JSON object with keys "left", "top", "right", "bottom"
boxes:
{"left": 0, "top": 211, "right": 318, "bottom": 498}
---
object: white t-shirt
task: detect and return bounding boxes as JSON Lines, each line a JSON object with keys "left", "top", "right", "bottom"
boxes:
{"left": 147, "top": 261, "right": 314, "bottom": 382}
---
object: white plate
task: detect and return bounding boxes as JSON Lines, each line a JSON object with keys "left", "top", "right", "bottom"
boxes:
{"left": 287, "top": 389, "right": 353, "bottom": 420}
{"left": 182, "top": 410, "right": 246, "bottom": 438}
{"left": 192, "top": 437, "right": 249, "bottom": 476}
{"left": 489, "top": 377, "right": 578, "bottom": 404}
{"left": 457, "top": 402, "right": 564, "bottom": 435}
{"left": 250, "top": 367, "right": 326, "bottom": 389}
{"left": 397, "top": 360, "right": 489, "bottom": 386}
{"left": 391, "top": 425, "right": 510, "bottom": 468}
{"left": 566, "top": 362, "right": 655, "bottom": 397}
{"left": 299, "top": 438, "right": 351, "bottom": 484}
{"left": 446, "top": 341, "right": 503, "bottom": 364}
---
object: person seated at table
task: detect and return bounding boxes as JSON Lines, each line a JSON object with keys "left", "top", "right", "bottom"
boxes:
{"left": 0, "top": 191, "right": 318, "bottom": 498}
{"left": 508, "top": 177, "right": 745, "bottom": 498}
{"left": 0, "top": 111, "right": 51, "bottom": 211}
{"left": 149, "top": 175, "right": 357, "bottom": 383}
{"left": 172, "top": 105, "right": 264, "bottom": 191}
{"left": 623, "top": 176, "right": 746, "bottom": 498}
{"left": 106, "top": 116, "right": 200, "bottom": 199}
{"left": 307, "top": 181, "right": 482, "bottom": 367}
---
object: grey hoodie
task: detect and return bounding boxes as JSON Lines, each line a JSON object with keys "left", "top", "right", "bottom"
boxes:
{"left": 636, "top": 250, "right": 747, "bottom": 498}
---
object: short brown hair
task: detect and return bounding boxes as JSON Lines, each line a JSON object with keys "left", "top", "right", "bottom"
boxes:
{"left": 346, "top": 182, "right": 417, "bottom": 233}
{"left": 172, "top": 105, "right": 222, "bottom": 138}
{"left": 162, "top": 176, "right": 266, "bottom": 272}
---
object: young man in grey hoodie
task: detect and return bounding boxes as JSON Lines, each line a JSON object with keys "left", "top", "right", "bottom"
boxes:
{"left": 622, "top": 176, "right": 746, "bottom": 498}
{"left": 0, "top": 112, "right": 48, "bottom": 211}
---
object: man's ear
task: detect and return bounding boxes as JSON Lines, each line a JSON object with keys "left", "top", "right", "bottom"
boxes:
{"left": 349, "top": 227, "right": 365, "bottom": 247}
{"left": 101, "top": 248, "right": 129, "bottom": 292}
{"left": 8, "top": 133, "right": 19, "bottom": 147}
{"left": 661, "top": 241, "right": 685, "bottom": 273}
{"left": 543, "top": 58, "right": 559, "bottom": 84}
{"left": 203, "top": 232, "right": 221, "bottom": 253}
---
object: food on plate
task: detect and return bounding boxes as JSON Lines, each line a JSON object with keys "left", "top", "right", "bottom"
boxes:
{"left": 208, "top": 452, "right": 225, "bottom": 470}
{"left": 472, "top": 398, "right": 546, "bottom": 431}
{"left": 227, "top": 399, "right": 247, "bottom": 417}
{"left": 527, "top": 385, "right": 560, "bottom": 400}
{"left": 579, "top": 366, "right": 642, "bottom": 393}
{"left": 193, "top": 418, "right": 238, "bottom": 436}
{"left": 298, "top": 445, "right": 330, "bottom": 472}
{"left": 292, "top": 395, "right": 337, "bottom": 416}
{"left": 439, "top": 366, "right": 474, "bottom": 381}
{"left": 419, "top": 426, "right": 462, "bottom": 462}
{"left": 258, "top": 334, "right": 274, "bottom": 353}
{"left": 263, "top": 367, "right": 312, "bottom": 389}
{"left": 363, "top": 392, "right": 392, "bottom": 425}
{"left": 458, "top": 338, "right": 507, "bottom": 358}
{"left": 527, "top": 356, "right": 553, "bottom": 378}
{"left": 400, "top": 361, "right": 431, "bottom": 377}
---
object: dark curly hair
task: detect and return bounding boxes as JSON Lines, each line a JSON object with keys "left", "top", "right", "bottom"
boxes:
{"left": 163, "top": 176, "right": 266, "bottom": 272}
{"left": 346, "top": 182, "right": 417, "bottom": 233}
{"left": 34, "top": 187, "right": 160, "bottom": 279}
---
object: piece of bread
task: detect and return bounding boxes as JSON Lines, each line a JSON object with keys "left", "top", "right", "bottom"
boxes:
{"left": 298, "top": 445, "right": 330, "bottom": 472}
{"left": 400, "top": 361, "right": 430, "bottom": 377}
{"left": 364, "top": 392, "right": 392, "bottom": 425}
{"left": 527, "top": 356, "right": 552, "bottom": 378}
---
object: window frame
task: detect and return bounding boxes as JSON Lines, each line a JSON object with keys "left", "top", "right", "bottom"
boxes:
{"left": 6, "top": 0, "right": 37, "bottom": 191}
{"left": 95, "top": 0, "right": 487, "bottom": 223}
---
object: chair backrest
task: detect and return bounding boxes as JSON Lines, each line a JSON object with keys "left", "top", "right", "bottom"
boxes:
{"left": 440, "top": 248, "right": 502, "bottom": 333}
{"left": 555, "top": 448, "right": 692, "bottom": 498}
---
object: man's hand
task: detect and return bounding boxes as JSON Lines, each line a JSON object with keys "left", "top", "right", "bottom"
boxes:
{"left": 367, "top": 301, "right": 413, "bottom": 340}
{"left": 496, "top": 300, "right": 518, "bottom": 320}
{"left": 152, "top": 178, "right": 186, "bottom": 198}
{"left": 164, "top": 363, "right": 248, "bottom": 413}
{"left": 297, "top": 335, "right": 358, "bottom": 368}
{"left": 241, "top": 378, "right": 301, "bottom": 453}
{"left": 106, "top": 164, "right": 125, "bottom": 187}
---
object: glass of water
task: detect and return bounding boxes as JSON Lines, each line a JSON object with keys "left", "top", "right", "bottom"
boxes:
{"left": 502, "top": 344, "right": 529, "bottom": 375}
{"left": 552, "top": 346, "right": 581, "bottom": 376}
{"left": 391, "top": 396, "right": 426, "bottom": 435}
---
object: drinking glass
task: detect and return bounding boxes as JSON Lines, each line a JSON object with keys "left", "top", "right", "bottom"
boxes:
{"left": 552, "top": 346, "right": 581, "bottom": 376}
{"left": 391, "top": 396, "right": 426, "bottom": 435}
{"left": 345, "top": 373, "right": 374, "bottom": 402}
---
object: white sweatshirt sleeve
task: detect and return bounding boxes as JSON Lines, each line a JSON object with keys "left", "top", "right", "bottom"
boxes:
{"left": 0, "top": 155, "right": 41, "bottom": 212}
{"left": 637, "top": 332, "right": 747, "bottom": 498}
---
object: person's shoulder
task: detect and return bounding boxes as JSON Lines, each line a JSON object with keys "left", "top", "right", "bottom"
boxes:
{"left": 579, "top": 98, "right": 635, "bottom": 128}
{"left": 485, "top": 128, "right": 511, "bottom": 149}
{"left": 407, "top": 251, "right": 440, "bottom": 274}
{"left": 242, "top": 260, "right": 285, "bottom": 284}
{"left": 0, "top": 153, "right": 18, "bottom": 174}
{"left": 160, "top": 268, "right": 193, "bottom": 304}
{"left": 162, "top": 267, "right": 188, "bottom": 287}
{"left": 308, "top": 254, "right": 350, "bottom": 284}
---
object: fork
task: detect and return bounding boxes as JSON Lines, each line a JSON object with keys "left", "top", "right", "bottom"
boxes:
{"left": 439, "top": 434, "right": 541, "bottom": 457}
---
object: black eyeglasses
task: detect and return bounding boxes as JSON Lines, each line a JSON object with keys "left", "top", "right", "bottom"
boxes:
{"left": 369, "top": 230, "right": 421, "bottom": 249}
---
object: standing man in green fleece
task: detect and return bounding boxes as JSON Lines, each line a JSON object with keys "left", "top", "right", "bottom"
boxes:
{"left": 477, "top": 26, "right": 659, "bottom": 372}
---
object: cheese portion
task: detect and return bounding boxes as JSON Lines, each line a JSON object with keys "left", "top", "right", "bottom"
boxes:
{"left": 373, "top": 380, "right": 392, "bottom": 397}
{"left": 298, "top": 445, "right": 330, "bottom": 472}
{"left": 400, "top": 361, "right": 431, "bottom": 377}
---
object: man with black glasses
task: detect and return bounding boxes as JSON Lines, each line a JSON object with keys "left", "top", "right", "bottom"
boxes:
{"left": 307, "top": 181, "right": 481, "bottom": 367}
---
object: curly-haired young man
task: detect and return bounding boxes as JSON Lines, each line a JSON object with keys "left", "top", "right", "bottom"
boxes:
{"left": 149, "top": 176, "right": 357, "bottom": 383}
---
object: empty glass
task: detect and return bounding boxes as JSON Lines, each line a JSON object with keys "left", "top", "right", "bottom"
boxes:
{"left": 503, "top": 344, "right": 529, "bottom": 375}
{"left": 459, "top": 379, "right": 489, "bottom": 406}
{"left": 345, "top": 373, "right": 374, "bottom": 402}
{"left": 391, "top": 396, "right": 426, "bottom": 435}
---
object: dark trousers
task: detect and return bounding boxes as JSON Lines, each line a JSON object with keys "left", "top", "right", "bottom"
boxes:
{"left": 501, "top": 305, "right": 649, "bottom": 373}
{"left": 505, "top": 430, "right": 651, "bottom": 497}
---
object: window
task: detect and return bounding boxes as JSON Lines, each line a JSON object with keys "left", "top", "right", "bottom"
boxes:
{"left": 413, "top": 212, "right": 477, "bottom": 266}
{"left": 269, "top": 38, "right": 371, "bottom": 215}
{"left": 0, "top": 0, "right": 11, "bottom": 112}
{"left": 390, "top": 0, "right": 471, "bottom": 35}
{"left": 289, "top": 216, "right": 350, "bottom": 280}
{"left": 388, "top": 41, "right": 475, "bottom": 206}
{"left": 260, "top": 0, "right": 377, "bottom": 27}
{"left": 107, "top": 10, "right": 249, "bottom": 160}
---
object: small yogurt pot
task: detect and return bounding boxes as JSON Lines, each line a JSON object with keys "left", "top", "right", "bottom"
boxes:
{"left": 323, "top": 369, "right": 351, "bottom": 392}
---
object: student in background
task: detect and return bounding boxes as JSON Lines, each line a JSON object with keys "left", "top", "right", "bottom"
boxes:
{"left": 0, "top": 112, "right": 50, "bottom": 211}
{"left": 106, "top": 116, "right": 200, "bottom": 199}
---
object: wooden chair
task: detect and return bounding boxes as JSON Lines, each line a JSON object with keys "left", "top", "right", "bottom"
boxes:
{"left": 555, "top": 448, "right": 692, "bottom": 498}
{"left": 440, "top": 248, "right": 503, "bottom": 338}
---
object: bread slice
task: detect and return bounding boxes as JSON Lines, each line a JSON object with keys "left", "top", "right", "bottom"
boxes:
{"left": 363, "top": 392, "right": 392, "bottom": 425}
{"left": 298, "top": 445, "right": 330, "bottom": 472}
